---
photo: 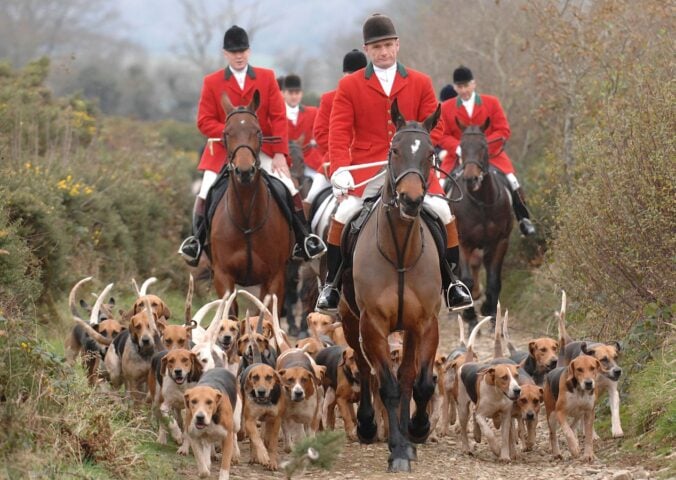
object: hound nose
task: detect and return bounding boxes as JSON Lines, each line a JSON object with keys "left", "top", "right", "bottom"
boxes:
{"left": 612, "top": 368, "right": 622, "bottom": 379}
{"left": 513, "top": 387, "right": 521, "bottom": 396}
{"left": 584, "top": 379, "right": 594, "bottom": 390}
{"left": 256, "top": 388, "right": 267, "bottom": 398}
{"left": 432, "top": 373, "right": 439, "bottom": 384}
{"left": 142, "top": 337, "right": 151, "bottom": 346}
{"left": 526, "top": 412, "right": 535, "bottom": 420}
{"left": 549, "top": 359, "right": 558, "bottom": 369}
{"left": 195, "top": 413, "right": 205, "bottom": 422}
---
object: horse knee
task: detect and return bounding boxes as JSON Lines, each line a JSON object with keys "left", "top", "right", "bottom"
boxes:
{"left": 413, "top": 375, "right": 435, "bottom": 404}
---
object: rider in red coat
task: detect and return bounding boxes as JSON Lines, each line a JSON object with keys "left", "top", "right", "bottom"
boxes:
{"left": 438, "top": 66, "right": 536, "bottom": 236}
{"left": 315, "top": 14, "right": 471, "bottom": 313}
{"left": 178, "top": 25, "right": 326, "bottom": 266}
{"left": 282, "top": 74, "right": 323, "bottom": 172}
{"left": 310, "top": 50, "right": 368, "bottom": 207}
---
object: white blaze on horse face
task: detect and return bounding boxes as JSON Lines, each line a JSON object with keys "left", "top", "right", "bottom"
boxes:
{"left": 240, "top": 119, "right": 246, "bottom": 125}
{"left": 410, "top": 139, "right": 421, "bottom": 155}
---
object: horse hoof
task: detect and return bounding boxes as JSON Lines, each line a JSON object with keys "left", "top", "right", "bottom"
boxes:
{"left": 357, "top": 421, "right": 378, "bottom": 444}
{"left": 408, "top": 420, "right": 431, "bottom": 444}
{"left": 405, "top": 444, "right": 417, "bottom": 461}
{"left": 387, "top": 457, "right": 411, "bottom": 473}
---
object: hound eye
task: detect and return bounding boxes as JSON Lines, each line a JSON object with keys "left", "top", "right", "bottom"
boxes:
{"left": 166, "top": 340, "right": 172, "bottom": 345}
{"left": 265, "top": 375, "right": 273, "bottom": 382}
{"left": 191, "top": 399, "right": 197, "bottom": 405}
{"left": 540, "top": 347, "right": 547, "bottom": 352}
{"left": 252, "top": 374, "right": 260, "bottom": 381}
{"left": 601, "top": 357, "right": 608, "bottom": 362}
{"left": 501, "top": 375, "right": 508, "bottom": 380}
{"left": 201, "top": 359, "right": 208, "bottom": 364}
{"left": 301, "top": 377, "right": 307, "bottom": 384}
{"left": 206, "top": 400, "right": 213, "bottom": 405}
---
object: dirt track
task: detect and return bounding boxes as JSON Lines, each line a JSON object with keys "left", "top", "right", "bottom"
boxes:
{"left": 176, "top": 308, "right": 653, "bottom": 480}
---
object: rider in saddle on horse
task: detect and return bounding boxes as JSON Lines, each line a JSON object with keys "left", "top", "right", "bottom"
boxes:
{"left": 310, "top": 50, "right": 368, "bottom": 213}
{"left": 315, "top": 13, "right": 473, "bottom": 313}
{"left": 280, "top": 74, "right": 327, "bottom": 215}
{"left": 179, "top": 25, "right": 327, "bottom": 266}
{"left": 438, "top": 66, "right": 536, "bottom": 237}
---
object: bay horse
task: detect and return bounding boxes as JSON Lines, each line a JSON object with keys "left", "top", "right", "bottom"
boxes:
{"left": 210, "top": 91, "right": 293, "bottom": 305}
{"left": 339, "top": 100, "right": 442, "bottom": 472}
{"left": 447, "top": 117, "right": 513, "bottom": 328}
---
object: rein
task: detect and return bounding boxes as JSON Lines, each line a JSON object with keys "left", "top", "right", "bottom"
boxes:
{"left": 376, "top": 125, "right": 429, "bottom": 330}
{"left": 223, "top": 107, "right": 273, "bottom": 284}
{"left": 459, "top": 131, "right": 504, "bottom": 208}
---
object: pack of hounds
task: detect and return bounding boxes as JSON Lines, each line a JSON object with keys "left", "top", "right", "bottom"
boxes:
{"left": 66, "top": 276, "right": 624, "bottom": 478}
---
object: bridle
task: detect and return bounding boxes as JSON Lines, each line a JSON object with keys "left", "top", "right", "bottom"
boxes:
{"left": 385, "top": 125, "right": 431, "bottom": 212}
{"left": 224, "top": 108, "right": 264, "bottom": 174}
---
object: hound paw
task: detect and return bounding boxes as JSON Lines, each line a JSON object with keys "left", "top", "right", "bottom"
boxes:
{"left": 177, "top": 444, "right": 190, "bottom": 456}
{"left": 580, "top": 453, "right": 595, "bottom": 463}
{"left": 612, "top": 428, "right": 624, "bottom": 438}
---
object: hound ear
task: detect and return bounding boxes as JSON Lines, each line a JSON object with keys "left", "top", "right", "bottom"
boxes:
{"left": 391, "top": 98, "right": 406, "bottom": 130}
{"left": 455, "top": 116, "right": 468, "bottom": 131}
{"left": 608, "top": 341, "right": 622, "bottom": 353}
{"left": 161, "top": 303, "right": 171, "bottom": 320}
{"left": 189, "top": 353, "right": 203, "bottom": 382}
{"left": 565, "top": 362, "right": 578, "bottom": 392}
{"left": 339, "top": 349, "right": 348, "bottom": 367}
{"left": 270, "top": 371, "right": 283, "bottom": 404}
{"left": 485, "top": 367, "right": 496, "bottom": 385}
{"left": 480, "top": 117, "right": 490, "bottom": 132}
{"left": 528, "top": 341, "right": 537, "bottom": 356}
{"left": 92, "top": 324, "right": 101, "bottom": 332}
{"left": 538, "top": 387, "right": 544, "bottom": 403}
{"left": 214, "top": 392, "right": 222, "bottom": 405}
{"left": 439, "top": 355, "right": 447, "bottom": 365}
{"left": 423, "top": 103, "right": 441, "bottom": 133}
{"left": 581, "top": 342, "right": 595, "bottom": 357}
{"left": 237, "top": 336, "right": 247, "bottom": 354}
{"left": 248, "top": 89, "right": 260, "bottom": 112}
{"left": 156, "top": 315, "right": 167, "bottom": 334}
{"left": 313, "top": 365, "right": 327, "bottom": 382}
{"left": 184, "top": 392, "right": 191, "bottom": 409}
{"left": 553, "top": 341, "right": 560, "bottom": 353}
{"left": 221, "top": 92, "right": 234, "bottom": 115}
{"left": 161, "top": 356, "right": 169, "bottom": 376}
{"left": 278, "top": 369, "right": 287, "bottom": 378}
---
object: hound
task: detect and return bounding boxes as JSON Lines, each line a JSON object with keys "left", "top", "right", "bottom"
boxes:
{"left": 306, "top": 312, "right": 346, "bottom": 346}
{"left": 184, "top": 368, "right": 241, "bottom": 479}
{"left": 315, "top": 345, "right": 360, "bottom": 441}
{"left": 556, "top": 290, "right": 624, "bottom": 437}
{"left": 544, "top": 354, "right": 601, "bottom": 462}
{"left": 150, "top": 348, "right": 203, "bottom": 446}
{"left": 276, "top": 349, "right": 325, "bottom": 451}
{"left": 240, "top": 362, "right": 286, "bottom": 470}
{"left": 65, "top": 279, "right": 124, "bottom": 386}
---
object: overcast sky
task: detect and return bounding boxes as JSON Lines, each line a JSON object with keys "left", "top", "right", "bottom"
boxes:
{"left": 114, "top": 0, "right": 386, "bottom": 68}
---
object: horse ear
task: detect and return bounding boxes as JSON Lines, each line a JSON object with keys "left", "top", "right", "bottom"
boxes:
{"left": 248, "top": 90, "right": 260, "bottom": 112}
{"left": 391, "top": 98, "right": 406, "bottom": 130}
{"left": 480, "top": 117, "right": 490, "bottom": 132}
{"left": 221, "top": 92, "right": 234, "bottom": 115}
{"left": 455, "top": 116, "right": 468, "bottom": 131}
{"left": 423, "top": 104, "right": 441, "bottom": 133}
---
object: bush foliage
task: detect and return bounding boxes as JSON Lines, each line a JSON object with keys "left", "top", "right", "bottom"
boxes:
{"left": 0, "top": 58, "right": 199, "bottom": 310}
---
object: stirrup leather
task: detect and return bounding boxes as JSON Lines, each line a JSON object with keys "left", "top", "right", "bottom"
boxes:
{"left": 303, "top": 233, "right": 327, "bottom": 260}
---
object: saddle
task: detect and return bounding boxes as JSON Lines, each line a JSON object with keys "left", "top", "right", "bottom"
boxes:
{"left": 340, "top": 195, "right": 447, "bottom": 272}
{"left": 203, "top": 169, "right": 293, "bottom": 259}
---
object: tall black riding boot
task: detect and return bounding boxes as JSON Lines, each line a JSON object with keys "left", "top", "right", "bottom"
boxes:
{"left": 290, "top": 193, "right": 327, "bottom": 260}
{"left": 442, "top": 246, "right": 473, "bottom": 311}
{"left": 512, "top": 187, "right": 536, "bottom": 236}
{"left": 315, "top": 243, "right": 342, "bottom": 313}
{"left": 178, "top": 197, "right": 206, "bottom": 267}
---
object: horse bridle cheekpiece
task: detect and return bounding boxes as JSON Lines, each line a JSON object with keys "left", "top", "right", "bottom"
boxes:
{"left": 387, "top": 126, "right": 431, "bottom": 208}
{"left": 224, "top": 107, "right": 264, "bottom": 171}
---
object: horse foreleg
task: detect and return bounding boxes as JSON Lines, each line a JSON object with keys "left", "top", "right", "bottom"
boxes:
{"left": 213, "top": 269, "right": 235, "bottom": 300}
{"left": 409, "top": 317, "right": 439, "bottom": 443}
{"left": 260, "top": 269, "right": 286, "bottom": 318}
{"left": 480, "top": 238, "right": 509, "bottom": 318}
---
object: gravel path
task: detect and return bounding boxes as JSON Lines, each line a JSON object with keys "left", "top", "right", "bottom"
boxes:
{"left": 177, "top": 309, "right": 654, "bottom": 480}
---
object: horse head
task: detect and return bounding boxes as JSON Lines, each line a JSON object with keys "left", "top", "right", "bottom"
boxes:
{"left": 288, "top": 133, "right": 306, "bottom": 188}
{"left": 222, "top": 90, "right": 262, "bottom": 185}
{"left": 387, "top": 99, "right": 441, "bottom": 219}
{"left": 456, "top": 117, "right": 490, "bottom": 192}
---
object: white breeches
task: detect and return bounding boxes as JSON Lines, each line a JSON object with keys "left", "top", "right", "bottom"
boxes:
{"left": 304, "top": 171, "right": 331, "bottom": 204}
{"left": 197, "top": 152, "right": 298, "bottom": 200}
{"left": 505, "top": 172, "right": 520, "bottom": 190}
{"left": 332, "top": 174, "right": 453, "bottom": 225}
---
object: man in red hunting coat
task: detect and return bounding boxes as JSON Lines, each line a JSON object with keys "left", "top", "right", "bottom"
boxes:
{"left": 438, "top": 66, "right": 536, "bottom": 236}
{"left": 315, "top": 13, "right": 472, "bottom": 313}
{"left": 178, "top": 25, "right": 326, "bottom": 266}
{"left": 310, "top": 49, "right": 368, "bottom": 207}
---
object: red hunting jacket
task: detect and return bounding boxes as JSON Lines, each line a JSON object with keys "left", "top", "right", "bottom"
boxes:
{"left": 438, "top": 93, "right": 514, "bottom": 175}
{"left": 288, "top": 104, "right": 323, "bottom": 172}
{"left": 313, "top": 89, "right": 336, "bottom": 175}
{"left": 197, "top": 65, "right": 289, "bottom": 172}
{"left": 329, "top": 63, "right": 444, "bottom": 196}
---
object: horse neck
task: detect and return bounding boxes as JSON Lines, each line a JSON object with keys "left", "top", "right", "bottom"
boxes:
{"left": 472, "top": 166, "right": 500, "bottom": 204}
{"left": 378, "top": 186, "right": 424, "bottom": 263}
{"left": 226, "top": 172, "right": 267, "bottom": 222}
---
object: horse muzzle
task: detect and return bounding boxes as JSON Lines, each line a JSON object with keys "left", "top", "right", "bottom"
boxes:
{"left": 464, "top": 174, "right": 483, "bottom": 192}
{"left": 235, "top": 165, "right": 256, "bottom": 184}
{"left": 396, "top": 192, "right": 423, "bottom": 219}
